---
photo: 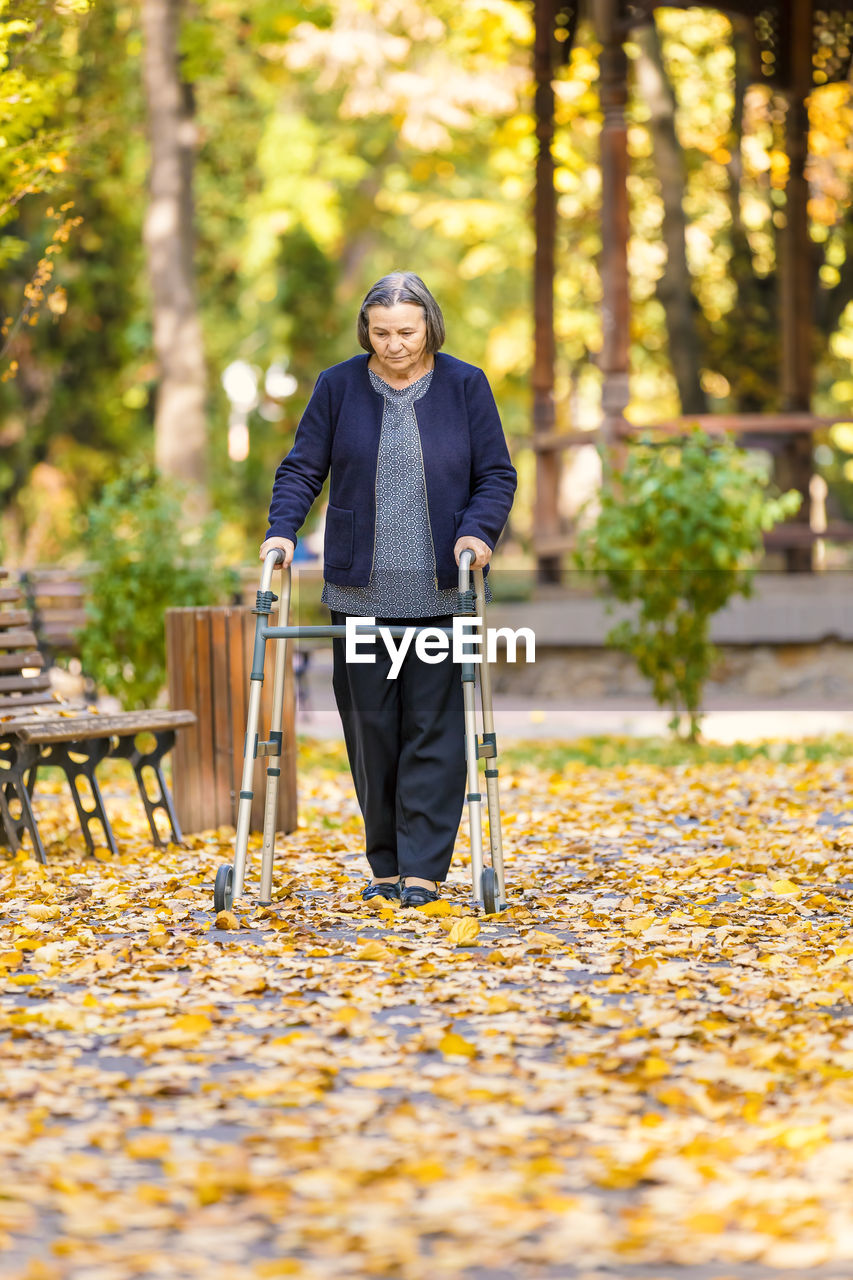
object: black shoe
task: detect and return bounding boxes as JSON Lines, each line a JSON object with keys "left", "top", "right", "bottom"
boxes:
{"left": 361, "top": 879, "right": 401, "bottom": 902}
{"left": 401, "top": 880, "right": 439, "bottom": 907}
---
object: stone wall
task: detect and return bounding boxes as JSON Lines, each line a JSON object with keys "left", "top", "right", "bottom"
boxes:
{"left": 487, "top": 574, "right": 853, "bottom": 703}
{"left": 491, "top": 640, "right": 853, "bottom": 702}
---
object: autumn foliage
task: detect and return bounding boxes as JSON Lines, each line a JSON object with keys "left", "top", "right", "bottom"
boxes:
{"left": 2, "top": 742, "right": 853, "bottom": 1275}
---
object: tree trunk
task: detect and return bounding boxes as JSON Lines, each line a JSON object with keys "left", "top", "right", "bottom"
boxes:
{"left": 532, "top": 0, "right": 562, "bottom": 583}
{"left": 634, "top": 20, "right": 708, "bottom": 416}
{"left": 141, "top": 0, "right": 207, "bottom": 499}
{"left": 727, "top": 15, "right": 777, "bottom": 413}
{"left": 777, "top": 0, "right": 815, "bottom": 572}
{"left": 593, "top": 0, "right": 630, "bottom": 467}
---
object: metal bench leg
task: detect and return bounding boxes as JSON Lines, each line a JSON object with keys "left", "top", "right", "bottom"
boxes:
{"left": 0, "top": 740, "right": 47, "bottom": 864}
{"left": 42, "top": 740, "right": 117, "bottom": 857}
{"left": 111, "top": 731, "right": 184, "bottom": 847}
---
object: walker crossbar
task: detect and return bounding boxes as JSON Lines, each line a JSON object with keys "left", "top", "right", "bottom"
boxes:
{"left": 263, "top": 625, "right": 455, "bottom": 638}
{"left": 213, "top": 548, "right": 507, "bottom": 914}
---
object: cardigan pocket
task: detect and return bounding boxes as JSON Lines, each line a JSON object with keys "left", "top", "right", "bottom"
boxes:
{"left": 324, "top": 503, "right": 354, "bottom": 569}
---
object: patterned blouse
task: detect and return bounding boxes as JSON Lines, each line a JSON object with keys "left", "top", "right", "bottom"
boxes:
{"left": 322, "top": 365, "right": 471, "bottom": 619}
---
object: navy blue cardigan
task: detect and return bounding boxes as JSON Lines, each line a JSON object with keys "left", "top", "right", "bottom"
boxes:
{"left": 265, "top": 352, "right": 517, "bottom": 590}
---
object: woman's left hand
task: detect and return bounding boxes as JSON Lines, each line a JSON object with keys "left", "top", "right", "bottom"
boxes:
{"left": 454, "top": 536, "right": 492, "bottom": 569}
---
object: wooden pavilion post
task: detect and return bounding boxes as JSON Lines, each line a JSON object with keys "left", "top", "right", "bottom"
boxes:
{"left": 532, "top": 0, "right": 561, "bottom": 583}
{"left": 594, "top": 0, "right": 631, "bottom": 456}
{"left": 777, "top": 0, "right": 815, "bottom": 571}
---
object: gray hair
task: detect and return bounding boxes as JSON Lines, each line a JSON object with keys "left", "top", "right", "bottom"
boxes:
{"left": 357, "top": 272, "right": 445, "bottom": 354}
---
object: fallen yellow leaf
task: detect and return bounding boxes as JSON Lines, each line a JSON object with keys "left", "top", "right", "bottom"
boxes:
{"left": 25, "top": 904, "right": 61, "bottom": 922}
{"left": 253, "top": 1260, "right": 303, "bottom": 1277}
{"left": 125, "top": 1134, "right": 171, "bottom": 1160}
{"left": 215, "top": 910, "right": 240, "bottom": 930}
{"left": 626, "top": 915, "right": 657, "bottom": 936}
{"left": 528, "top": 929, "right": 564, "bottom": 950}
{"left": 355, "top": 939, "right": 392, "bottom": 961}
{"left": 172, "top": 1013, "right": 213, "bottom": 1035}
{"left": 770, "top": 878, "right": 799, "bottom": 894}
{"left": 447, "top": 917, "right": 480, "bottom": 946}
{"left": 417, "top": 899, "right": 460, "bottom": 917}
{"left": 640, "top": 1055, "right": 670, "bottom": 1080}
{"left": 439, "top": 1031, "right": 477, "bottom": 1059}
{"left": 777, "top": 1122, "right": 828, "bottom": 1150}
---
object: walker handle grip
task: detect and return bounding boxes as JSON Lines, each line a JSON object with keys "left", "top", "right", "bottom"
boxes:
{"left": 260, "top": 547, "right": 288, "bottom": 592}
{"left": 457, "top": 547, "right": 475, "bottom": 592}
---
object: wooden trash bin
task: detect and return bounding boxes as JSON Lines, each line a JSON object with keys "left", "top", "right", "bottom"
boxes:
{"left": 165, "top": 606, "right": 297, "bottom": 835}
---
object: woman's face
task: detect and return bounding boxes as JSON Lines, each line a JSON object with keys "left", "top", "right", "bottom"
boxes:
{"left": 366, "top": 303, "right": 429, "bottom": 376}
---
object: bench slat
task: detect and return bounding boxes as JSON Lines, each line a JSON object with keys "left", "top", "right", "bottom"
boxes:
{"left": 21, "top": 568, "right": 87, "bottom": 580}
{"left": 0, "top": 650, "right": 43, "bottom": 673}
{"left": 39, "top": 616, "right": 87, "bottom": 632}
{"left": 27, "top": 583, "right": 86, "bottom": 599}
{"left": 15, "top": 570, "right": 88, "bottom": 659}
{"left": 0, "top": 629, "right": 39, "bottom": 650}
{"left": 5, "top": 709, "right": 196, "bottom": 744}
{"left": 0, "top": 588, "right": 23, "bottom": 603}
{"left": 0, "top": 692, "right": 57, "bottom": 713}
{"left": 0, "top": 672, "right": 51, "bottom": 694}
{"left": 0, "top": 611, "right": 33, "bottom": 630}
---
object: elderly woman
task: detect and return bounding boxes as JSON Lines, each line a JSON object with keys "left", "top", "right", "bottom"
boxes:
{"left": 260, "top": 272, "right": 516, "bottom": 907}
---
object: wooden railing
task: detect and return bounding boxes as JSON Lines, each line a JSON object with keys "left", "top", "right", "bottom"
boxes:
{"left": 530, "top": 412, "right": 853, "bottom": 565}
{"left": 612, "top": 413, "right": 840, "bottom": 438}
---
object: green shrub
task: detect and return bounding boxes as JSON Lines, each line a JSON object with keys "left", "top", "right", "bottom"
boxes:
{"left": 577, "top": 431, "right": 801, "bottom": 741}
{"left": 79, "top": 465, "right": 237, "bottom": 708}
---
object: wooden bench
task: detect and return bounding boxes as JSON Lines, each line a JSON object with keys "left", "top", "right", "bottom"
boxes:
{"left": 19, "top": 566, "right": 89, "bottom": 664}
{"left": 0, "top": 568, "right": 195, "bottom": 864}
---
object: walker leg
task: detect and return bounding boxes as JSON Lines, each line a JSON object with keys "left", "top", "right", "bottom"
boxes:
{"left": 225, "top": 550, "right": 283, "bottom": 907}
{"left": 258, "top": 565, "right": 291, "bottom": 906}
{"left": 459, "top": 551, "right": 486, "bottom": 905}
{"left": 232, "top": 679, "right": 264, "bottom": 900}
{"left": 463, "top": 677, "right": 485, "bottom": 903}
{"left": 475, "top": 567, "right": 507, "bottom": 907}
{"left": 484, "top": 771, "right": 506, "bottom": 906}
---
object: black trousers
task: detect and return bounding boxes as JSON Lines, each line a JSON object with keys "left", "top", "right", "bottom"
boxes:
{"left": 331, "top": 612, "right": 465, "bottom": 883}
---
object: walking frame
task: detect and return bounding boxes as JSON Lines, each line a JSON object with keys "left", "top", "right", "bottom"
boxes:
{"left": 213, "top": 548, "right": 507, "bottom": 915}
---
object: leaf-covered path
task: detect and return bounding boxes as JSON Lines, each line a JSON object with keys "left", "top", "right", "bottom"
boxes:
{"left": 3, "top": 745, "right": 853, "bottom": 1279}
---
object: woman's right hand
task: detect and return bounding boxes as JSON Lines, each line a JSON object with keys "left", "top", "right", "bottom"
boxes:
{"left": 259, "top": 536, "right": 295, "bottom": 568}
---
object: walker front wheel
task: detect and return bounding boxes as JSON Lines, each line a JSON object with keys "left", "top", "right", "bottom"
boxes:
{"left": 214, "top": 864, "right": 234, "bottom": 913}
{"left": 481, "top": 865, "right": 498, "bottom": 915}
